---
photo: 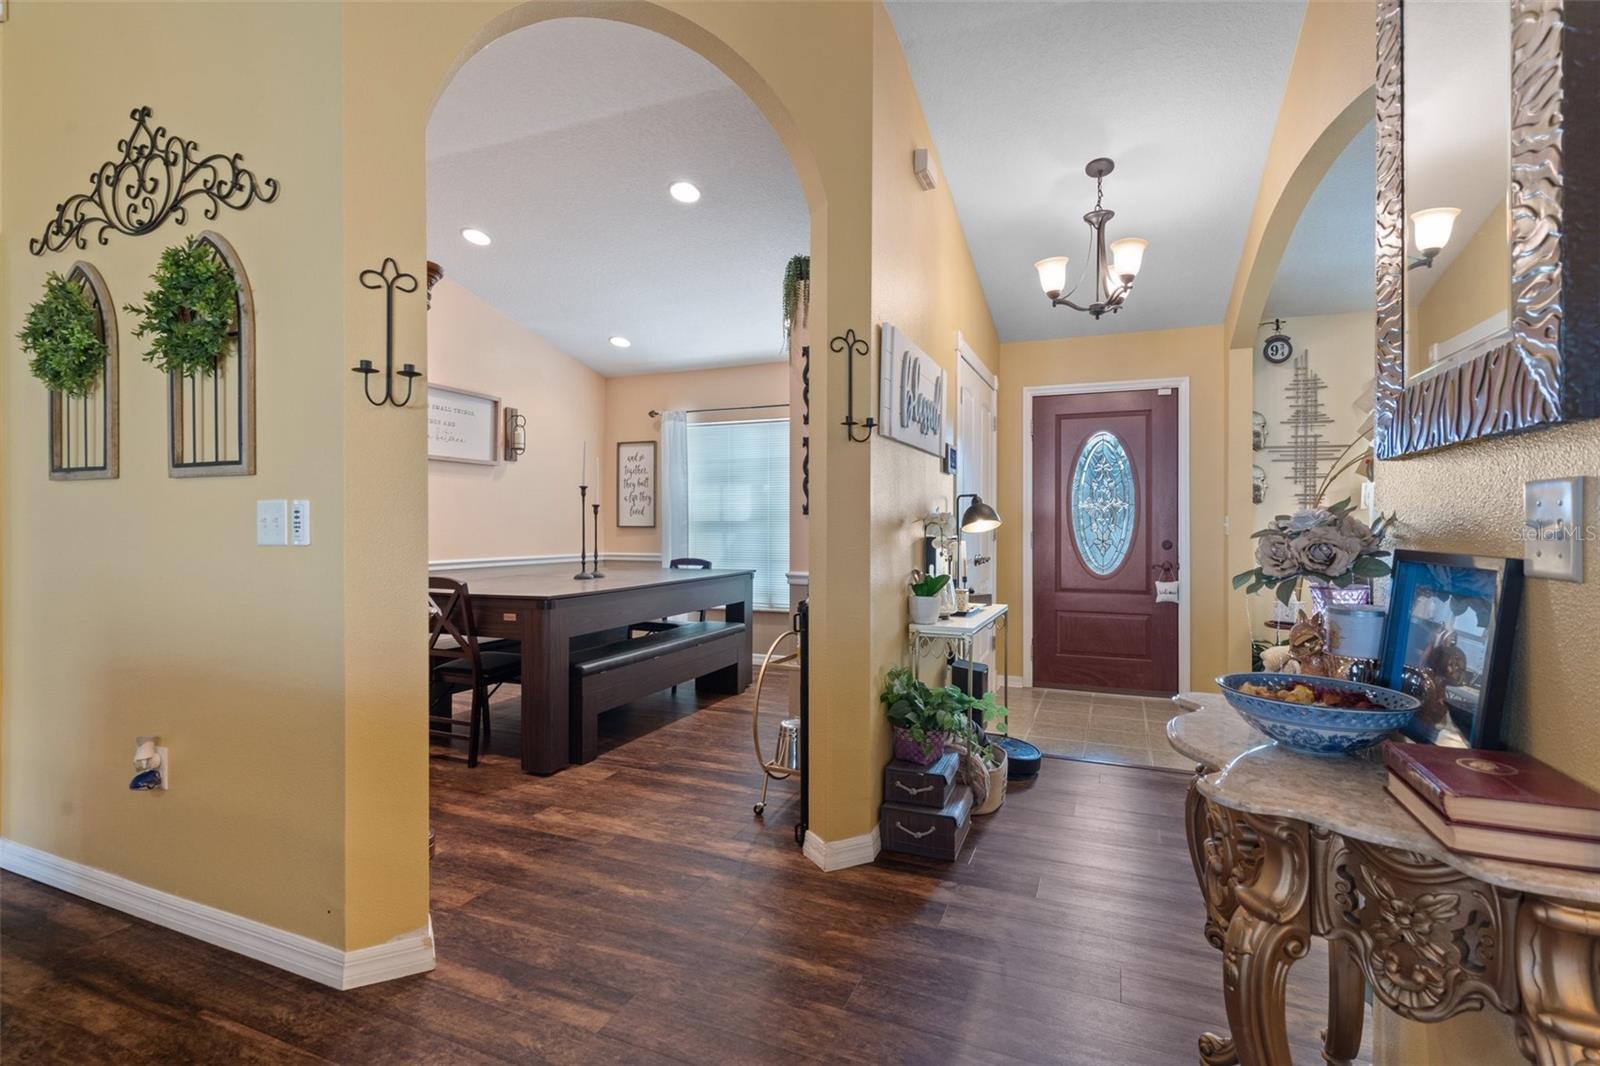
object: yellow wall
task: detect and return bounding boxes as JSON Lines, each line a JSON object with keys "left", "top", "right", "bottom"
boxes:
{"left": 1410, "top": 200, "right": 1510, "bottom": 364}
{"left": 1, "top": 2, "right": 430, "bottom": 950}
{"left": 995, "top": 326, "right": 1230, "bottom": 690}
{"left": 602, "top": 361, "right": 790, "bottom": 558}
{"left": 427, "top": 279, "right": 607, "bottom": 562}
{"left": 862, "top": 1, "right": 1002, "bottom": 833}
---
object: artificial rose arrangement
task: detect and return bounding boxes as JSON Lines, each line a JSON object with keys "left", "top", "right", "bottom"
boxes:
{"left": 1232, "top": 497, "right": 1395, "bottom": 605}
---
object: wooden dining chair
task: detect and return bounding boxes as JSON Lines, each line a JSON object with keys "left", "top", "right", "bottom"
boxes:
{"left": 428, "top": 576, "right": 521, "bottom": 767}
{"left": 631, "top": 558, "right": 714, "bottom": 693}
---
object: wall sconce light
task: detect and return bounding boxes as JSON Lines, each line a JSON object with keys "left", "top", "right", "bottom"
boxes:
{"left": 1408, "top": 207, "right": 1460, "bottom": 270}
{"left": 352, "top": 258, "right": 423, "bottom": 407}
{"left": 504, "top": 407, "right": 527, "bottom": 462}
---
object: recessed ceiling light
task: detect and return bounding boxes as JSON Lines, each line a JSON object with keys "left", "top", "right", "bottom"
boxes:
{"left": 668, "top": 181, "right": 701, "bottom": 204}
{"left": 460, "top": 227, "right": 492, "bottom": 246}
{"left": 609, "top": 336, "right": 632, "bottom": 349}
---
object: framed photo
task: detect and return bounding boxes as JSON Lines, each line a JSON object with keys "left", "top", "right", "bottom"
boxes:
{"left": 1377, "top": 550, "right": 1523, "bottom": 749}
{"left": 427, "top": 385, "right": 499, "bottom": 464}
{"left": 617, "top": 440, "right": 656, "bottom": 528}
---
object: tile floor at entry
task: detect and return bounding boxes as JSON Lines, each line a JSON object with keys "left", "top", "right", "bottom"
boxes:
{"left": 1001, "top": 688, "right": 1194, "bottom": 771}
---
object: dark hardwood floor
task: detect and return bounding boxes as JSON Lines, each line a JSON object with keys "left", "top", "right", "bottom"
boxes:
{"left": 1, "top": 677, "right": 1371, "bottom": 1064}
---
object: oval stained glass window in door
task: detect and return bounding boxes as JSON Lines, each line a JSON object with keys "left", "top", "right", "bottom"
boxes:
{"left": 1069, "top": 430, "right": 1136, "bottom": 575}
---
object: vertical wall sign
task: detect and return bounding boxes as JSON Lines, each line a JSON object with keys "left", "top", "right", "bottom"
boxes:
{"left": 617, "top": 441, "right": 657, "bottom": 528}
{"left": 877, "top": 323, "right": 946, "bottom": 457}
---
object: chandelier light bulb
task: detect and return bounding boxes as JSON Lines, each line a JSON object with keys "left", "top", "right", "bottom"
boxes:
{"left": 1410, "top": 207, "right": 1460, "bottom": 255}
{"left": 1035, "top": 256, "right": 1069, "bottom": 297}
{"left": 1110, "top": 237, "right": 1148, "bottom": 280}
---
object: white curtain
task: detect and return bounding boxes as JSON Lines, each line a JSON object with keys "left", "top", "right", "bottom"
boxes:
{"left": 659, "top": 410, "right": 690, "bottom": 567}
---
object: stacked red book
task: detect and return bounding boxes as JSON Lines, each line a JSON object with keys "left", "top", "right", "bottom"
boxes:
{"left": 1381, "top": 741, "right": 1600, "bottom": 871}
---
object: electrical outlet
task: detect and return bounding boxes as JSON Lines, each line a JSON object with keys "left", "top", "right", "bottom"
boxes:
{"left": 290, "top": 499, "right": 312, "bottom": 546}
{"left": 1524, "top": 477, "right": 1584, "bottom": 582}
{"left": 257, "top": 499, "right": 288, "bottom": 546}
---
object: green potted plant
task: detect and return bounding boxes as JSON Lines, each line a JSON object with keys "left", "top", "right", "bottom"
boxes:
{"left": 880, "top": 666, "right": 1005, "bottom": 771}
{"left": 124, "top": 237, "right": 240, "bottom": 377}
{"left": 19, "top": 272, "right": 106, "bottom": 396}
{"left": 909, "top": 571, "right": 948, "bottom": 625}
{"left": 782, "top": 253, "right": 809, "bottom": 342}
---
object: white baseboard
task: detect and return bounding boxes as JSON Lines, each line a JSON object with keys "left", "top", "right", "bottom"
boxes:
{"left": 0, "top": 840, "right": 434, "bottom": 990}
{"left": 1003, "top": 675, "right": 1028, "bottom": 692}
{"left": 802, "top": 827, "right": 881, "bottom": 872}
{"left": 430, "top": 552, "right": 660, "bottom": 571}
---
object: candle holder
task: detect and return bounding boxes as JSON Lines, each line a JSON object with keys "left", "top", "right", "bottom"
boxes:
{"left": 574, "top": 485, "right": 597, "bottom": 580}
{"left": 588, "top": 503, "right": 605, "bottom": 579}
{"left": 351, "top": 258, "right": 423, "bottom": 408}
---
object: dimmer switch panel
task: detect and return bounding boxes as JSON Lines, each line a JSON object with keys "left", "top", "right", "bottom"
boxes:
{"left": 291, "top": 500, "right": 312, "bottom": 546}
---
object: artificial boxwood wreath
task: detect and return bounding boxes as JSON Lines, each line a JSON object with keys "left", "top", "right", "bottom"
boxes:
{"left": 125, "top": 236, "right": 240, "bottom": 377}
{"left": 19, "top": 271, "right": 107, "bottom": 396}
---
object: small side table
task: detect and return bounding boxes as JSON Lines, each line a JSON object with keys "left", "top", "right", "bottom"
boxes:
{"left": 907, "top": 602, "right": 1010, "bottom": 711}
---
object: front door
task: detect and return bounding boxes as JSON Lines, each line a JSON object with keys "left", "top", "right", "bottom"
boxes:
{"left": 1031, "top": 389, "right": 1178, "bottom": 694}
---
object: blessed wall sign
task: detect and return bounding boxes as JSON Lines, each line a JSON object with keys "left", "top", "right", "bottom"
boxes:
{"left": 877, "top": 323, "right": 945, "bottom": 458}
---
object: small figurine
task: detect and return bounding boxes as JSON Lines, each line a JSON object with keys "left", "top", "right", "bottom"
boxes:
{"left": 1284, "top": 609, "right": 1333, "bottom": 677}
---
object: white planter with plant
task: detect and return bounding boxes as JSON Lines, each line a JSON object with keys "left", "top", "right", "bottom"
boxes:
{"left": 909, "top": 572, "right": 948, "bottom": 625}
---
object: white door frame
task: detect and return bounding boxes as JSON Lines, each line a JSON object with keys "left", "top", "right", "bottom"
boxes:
{"left": 1021, "top": 377, "right": 1191, "bottom": 692}
{"left": 956, "top": 332, "right": 998, "bottom": 597}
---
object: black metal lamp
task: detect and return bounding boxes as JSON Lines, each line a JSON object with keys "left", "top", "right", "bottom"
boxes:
{"left": 955, "top": 493, "right": 1002, "bottom": 592}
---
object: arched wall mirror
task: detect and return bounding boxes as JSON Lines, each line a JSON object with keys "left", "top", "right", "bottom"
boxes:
{"left": 1374, "top": 0, "right": 1598, "bottom": 460}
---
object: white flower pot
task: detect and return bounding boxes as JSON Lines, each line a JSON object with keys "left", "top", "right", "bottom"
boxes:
{"left": 908, "top": 594, "right": 941, "bottom": 625}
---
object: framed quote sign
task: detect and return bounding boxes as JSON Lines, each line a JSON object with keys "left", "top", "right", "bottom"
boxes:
{"left": 427, "top": 385, "right": 499, "bottom": 464}
{"left": 878, "top": 323, "right": 946, "bottom": 457}
{"left": 617, "top": 440, "right": 657, "bottom": 528}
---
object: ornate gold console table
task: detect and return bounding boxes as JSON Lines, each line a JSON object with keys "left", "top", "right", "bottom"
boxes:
{"left": 1168, "top": 694, "right": 1600, "bottom": 1066}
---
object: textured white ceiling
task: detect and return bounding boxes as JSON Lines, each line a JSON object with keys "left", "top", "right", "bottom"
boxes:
{"left": 1264, "top": 120, "right": 1376, "bottom": 319}
{"left": 886, "top": 0, "right": 1307, "bottom": 342}
{"left": 427, "top": 18, "right": 808, "bottom": 376}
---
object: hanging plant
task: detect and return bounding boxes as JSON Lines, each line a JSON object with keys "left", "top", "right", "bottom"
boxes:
{"left": 782, "top": 253, "right": 810, "bottom": 341}
{"left": 125, "top": 236, "right": 240, "bottom": 377}
{"left": 19, "top": 272, "right": 107, "bottom": 396}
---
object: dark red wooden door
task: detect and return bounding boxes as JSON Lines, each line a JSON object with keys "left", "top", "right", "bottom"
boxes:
{"left": 1031, "top": 389, "right": 1178, "bottom": 694}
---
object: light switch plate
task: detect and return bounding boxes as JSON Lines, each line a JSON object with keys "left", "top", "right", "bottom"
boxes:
{"left": 1524, "top": 477, "right": 1584, "bottom": 582}
{"left": 256, "top": 499, "right": 289, "bottom": 546}
{"left": 290, "top": 499, "right": 312, "bottom": 546}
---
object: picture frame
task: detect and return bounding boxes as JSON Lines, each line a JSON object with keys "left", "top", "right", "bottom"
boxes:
{"left": 617, "top": 440, "right": 656, "bottom": 528}
{"left": 427, "top": 385, "right": 500, "bottom": 464}
{"left": 1377, "top": 549, "right": 1523, "bottom": 749}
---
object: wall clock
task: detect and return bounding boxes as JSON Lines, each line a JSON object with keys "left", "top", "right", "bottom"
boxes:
{"left": 1261, "top": 318, "right": 1294, "bottom": 365}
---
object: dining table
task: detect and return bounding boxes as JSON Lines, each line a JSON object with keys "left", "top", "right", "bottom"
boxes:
{"left": 432, "top": 561, "right": 754, "bottom": 774}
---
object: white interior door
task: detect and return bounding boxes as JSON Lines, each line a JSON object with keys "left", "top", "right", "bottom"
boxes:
{"left": 956, "top": 335, "right": 998, "bottom": 599}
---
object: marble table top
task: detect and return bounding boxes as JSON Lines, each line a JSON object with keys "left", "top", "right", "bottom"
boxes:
{"left": 1167, "top": 692, "right": 1600, "bottom": 904}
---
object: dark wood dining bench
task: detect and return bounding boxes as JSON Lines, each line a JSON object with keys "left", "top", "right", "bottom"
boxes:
{"left": 567, "top": 620, "right": 748, "bottom": 764}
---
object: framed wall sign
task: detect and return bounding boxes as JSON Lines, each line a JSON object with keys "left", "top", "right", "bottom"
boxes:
{"left": 427, "top": 385, "right": 499, "bottom": 464}
{"left": 878, "top": 323, "right": 946, "bottom": 457}
{"left": 617, "top": 440, "right": 657, "bottom": 528}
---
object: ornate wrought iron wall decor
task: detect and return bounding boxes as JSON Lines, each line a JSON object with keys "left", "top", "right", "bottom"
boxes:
{"left": 29, "top": 107, "right": 280, "bottom": 256}
{"left": 352, "top": 258, "right": 423, "bottom": 408}
{"left": 50, "top": 263, "right": 120, "bottom": 481}
{"left": 169, "top": 232, "right": 255, "bottom": 477}
{"left": 800, "top": 344, "right": 811, "bottom": 515}
{"left": 833, "top": 329, "right": 876, "bottom": 443}
{"left": 1374, "top": 0, "right": 1598, "bottom": 459}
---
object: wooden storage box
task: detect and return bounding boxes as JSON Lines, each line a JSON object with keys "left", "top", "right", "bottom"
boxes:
{"left": 880, "top": 785, "right": 973, "bottom": 861}
{"left": 883, "top": 752, "right": 958, "bottom": 808}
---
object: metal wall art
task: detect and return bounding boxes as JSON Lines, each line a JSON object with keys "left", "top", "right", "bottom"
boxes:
{"left": 1374, "top": 0, "right": 1598, "bottom": 459}
{"left": 833, "top": 329, "right": 876, "bottom": 443}
{"left": 1267, "top": 350, "right": 1345, "bottom": 506}
{"left": 352, "top": 258, "right": 423, "bottom": 408}
{"left": 800, "top": 344, "right": 811, "bottom": 515}
{"left": 30, "top": 107, "right": 280, "bottom": 256}
{"left": 168, "top": 232, "right": 255, "bottom": 478}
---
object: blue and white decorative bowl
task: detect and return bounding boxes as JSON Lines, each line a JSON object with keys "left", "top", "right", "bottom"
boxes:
{"left": 1215, "top": 673, "right": 1421, "bottom": 756}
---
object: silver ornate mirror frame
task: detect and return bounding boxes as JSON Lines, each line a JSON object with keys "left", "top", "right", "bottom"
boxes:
{"left": 1375, "top": 0, "right": 1597, "bottom": 460}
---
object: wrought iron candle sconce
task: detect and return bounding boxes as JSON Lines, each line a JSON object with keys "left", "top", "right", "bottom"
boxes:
{"left": 503, "top": 407, "right": 527, "bottom": 462}
{"left": 833, "top": 329, "right": 876, "bottom": 443}
{"left": 352, "top": 258, "right": 423, "bottom": 408}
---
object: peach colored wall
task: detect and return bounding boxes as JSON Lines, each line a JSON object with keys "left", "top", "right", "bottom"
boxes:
{"left": 602, "top": 362, "right": 790, "bottom": 557}
{"left": 426, "top": 279, "right": 607, "bottom": 562}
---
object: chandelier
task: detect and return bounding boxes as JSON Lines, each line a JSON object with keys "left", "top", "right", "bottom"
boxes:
{"left": 1033, "top": 158, "right": 1148, "bottom": 319}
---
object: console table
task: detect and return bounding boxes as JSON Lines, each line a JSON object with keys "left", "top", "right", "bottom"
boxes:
{"left": 907, "top": 602, "right": 1009, "bottom": 708}
{"left": 1167, "top": 694, "right": 1600, "bottom": 1066}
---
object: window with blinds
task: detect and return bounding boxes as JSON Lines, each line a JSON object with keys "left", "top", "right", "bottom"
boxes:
{"left": 686, "top": 418, "right": 790, "bottom": 610}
